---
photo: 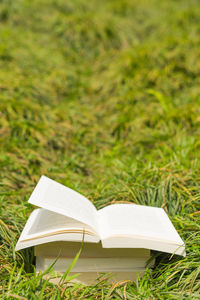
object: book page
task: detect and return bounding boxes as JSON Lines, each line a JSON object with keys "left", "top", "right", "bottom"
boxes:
{"left": 28, "top": 176, "right": 98, "bottom": 232}
{"left": 98, "top": 204, "right": 185, "bottom": 252}
{"left": 15, "top": 209, "right": 100, "bottom": 251}
{"left": 27, "top": 209, "right": 98, "bottom": 237}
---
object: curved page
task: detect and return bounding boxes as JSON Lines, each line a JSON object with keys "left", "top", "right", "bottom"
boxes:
{"left": 15, "top": 209, "right": 100, "bottom": 251}
{"left": 28, "top": 176, "right": 98, "bottom": 233}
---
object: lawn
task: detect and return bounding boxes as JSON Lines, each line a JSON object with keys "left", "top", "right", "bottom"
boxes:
{"left": 0, "top": 0, "right": 200, "bottom": 298}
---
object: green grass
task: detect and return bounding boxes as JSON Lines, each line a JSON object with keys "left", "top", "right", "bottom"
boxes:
{"left": 1, "top": 0, "right": 200, "bottom": 298}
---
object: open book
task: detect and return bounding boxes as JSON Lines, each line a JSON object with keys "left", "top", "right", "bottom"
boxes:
{"left": 15, "top": 175, "right": 185, "bottom": 256}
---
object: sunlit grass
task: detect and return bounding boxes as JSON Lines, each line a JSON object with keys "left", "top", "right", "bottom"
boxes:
{"left": 1, "top": 0, "right": 200, "bottom": 298}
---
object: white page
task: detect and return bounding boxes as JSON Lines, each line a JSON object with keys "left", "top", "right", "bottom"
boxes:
{"left": 28, "top": 176, "right": 98, "bottom": 233}
{"left": 15, "top": 209, "right": 100, "bottom": 251}
{"left": 98, "top": 204, "right": 185, "bottom": 250}
{"left": 26, "top": 209, "right": 98, "bottom": 237}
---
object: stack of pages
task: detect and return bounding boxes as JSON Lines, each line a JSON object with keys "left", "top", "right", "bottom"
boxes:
{"left": 35, "top": 242, "right": 152, "bottom": 284}
{"left": 15, "top": 176, "right": 185, "bottom": 284}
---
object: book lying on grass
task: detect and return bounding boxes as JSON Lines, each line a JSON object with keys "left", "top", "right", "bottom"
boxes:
{"left": 15, "top": 175, "right": 185, "bottom": 256}
{"left": 35, "top": 242, "right": 153, "bottom": 284}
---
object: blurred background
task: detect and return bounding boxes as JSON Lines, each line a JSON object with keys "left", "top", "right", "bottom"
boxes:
{"left": 1, "top": 0, "right": 200, "bottom": 297}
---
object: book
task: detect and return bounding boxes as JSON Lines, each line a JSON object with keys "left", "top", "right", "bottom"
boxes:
{"left": 15, "top": 175, "right": 185, "bottom": 283}
{"left": 35, "top": 242, "right": 152, "bottom": 284}
{"left": 35, "top": 241, "right": 154, "bottom": 272}
{"left": 15, "top": 175, "right": 185, "bottom": 256}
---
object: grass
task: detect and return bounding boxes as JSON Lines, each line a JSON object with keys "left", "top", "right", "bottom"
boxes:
{"left": 0, "top": 0, "right": 200, "bottom": 298}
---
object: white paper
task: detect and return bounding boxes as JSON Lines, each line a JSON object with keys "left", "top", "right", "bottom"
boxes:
{"left": 28, "top": 176, "right": 99, "bottom": 232}
{"left": 27, "top": 209, "right": 97, "bottom": 237}
{"left": 15, "top": 209, "right": 100, "bottom": 251}
{"left": 98, "top": 204, "right": 185, "bottom": 255}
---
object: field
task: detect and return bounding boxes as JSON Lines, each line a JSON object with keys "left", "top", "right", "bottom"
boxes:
{"left": 1, "top": 0, "right": 200, "bottom": 298}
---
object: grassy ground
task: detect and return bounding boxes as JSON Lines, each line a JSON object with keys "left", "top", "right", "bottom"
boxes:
{"left": 0, "top": 0, "right": 200, "bottom": 298}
